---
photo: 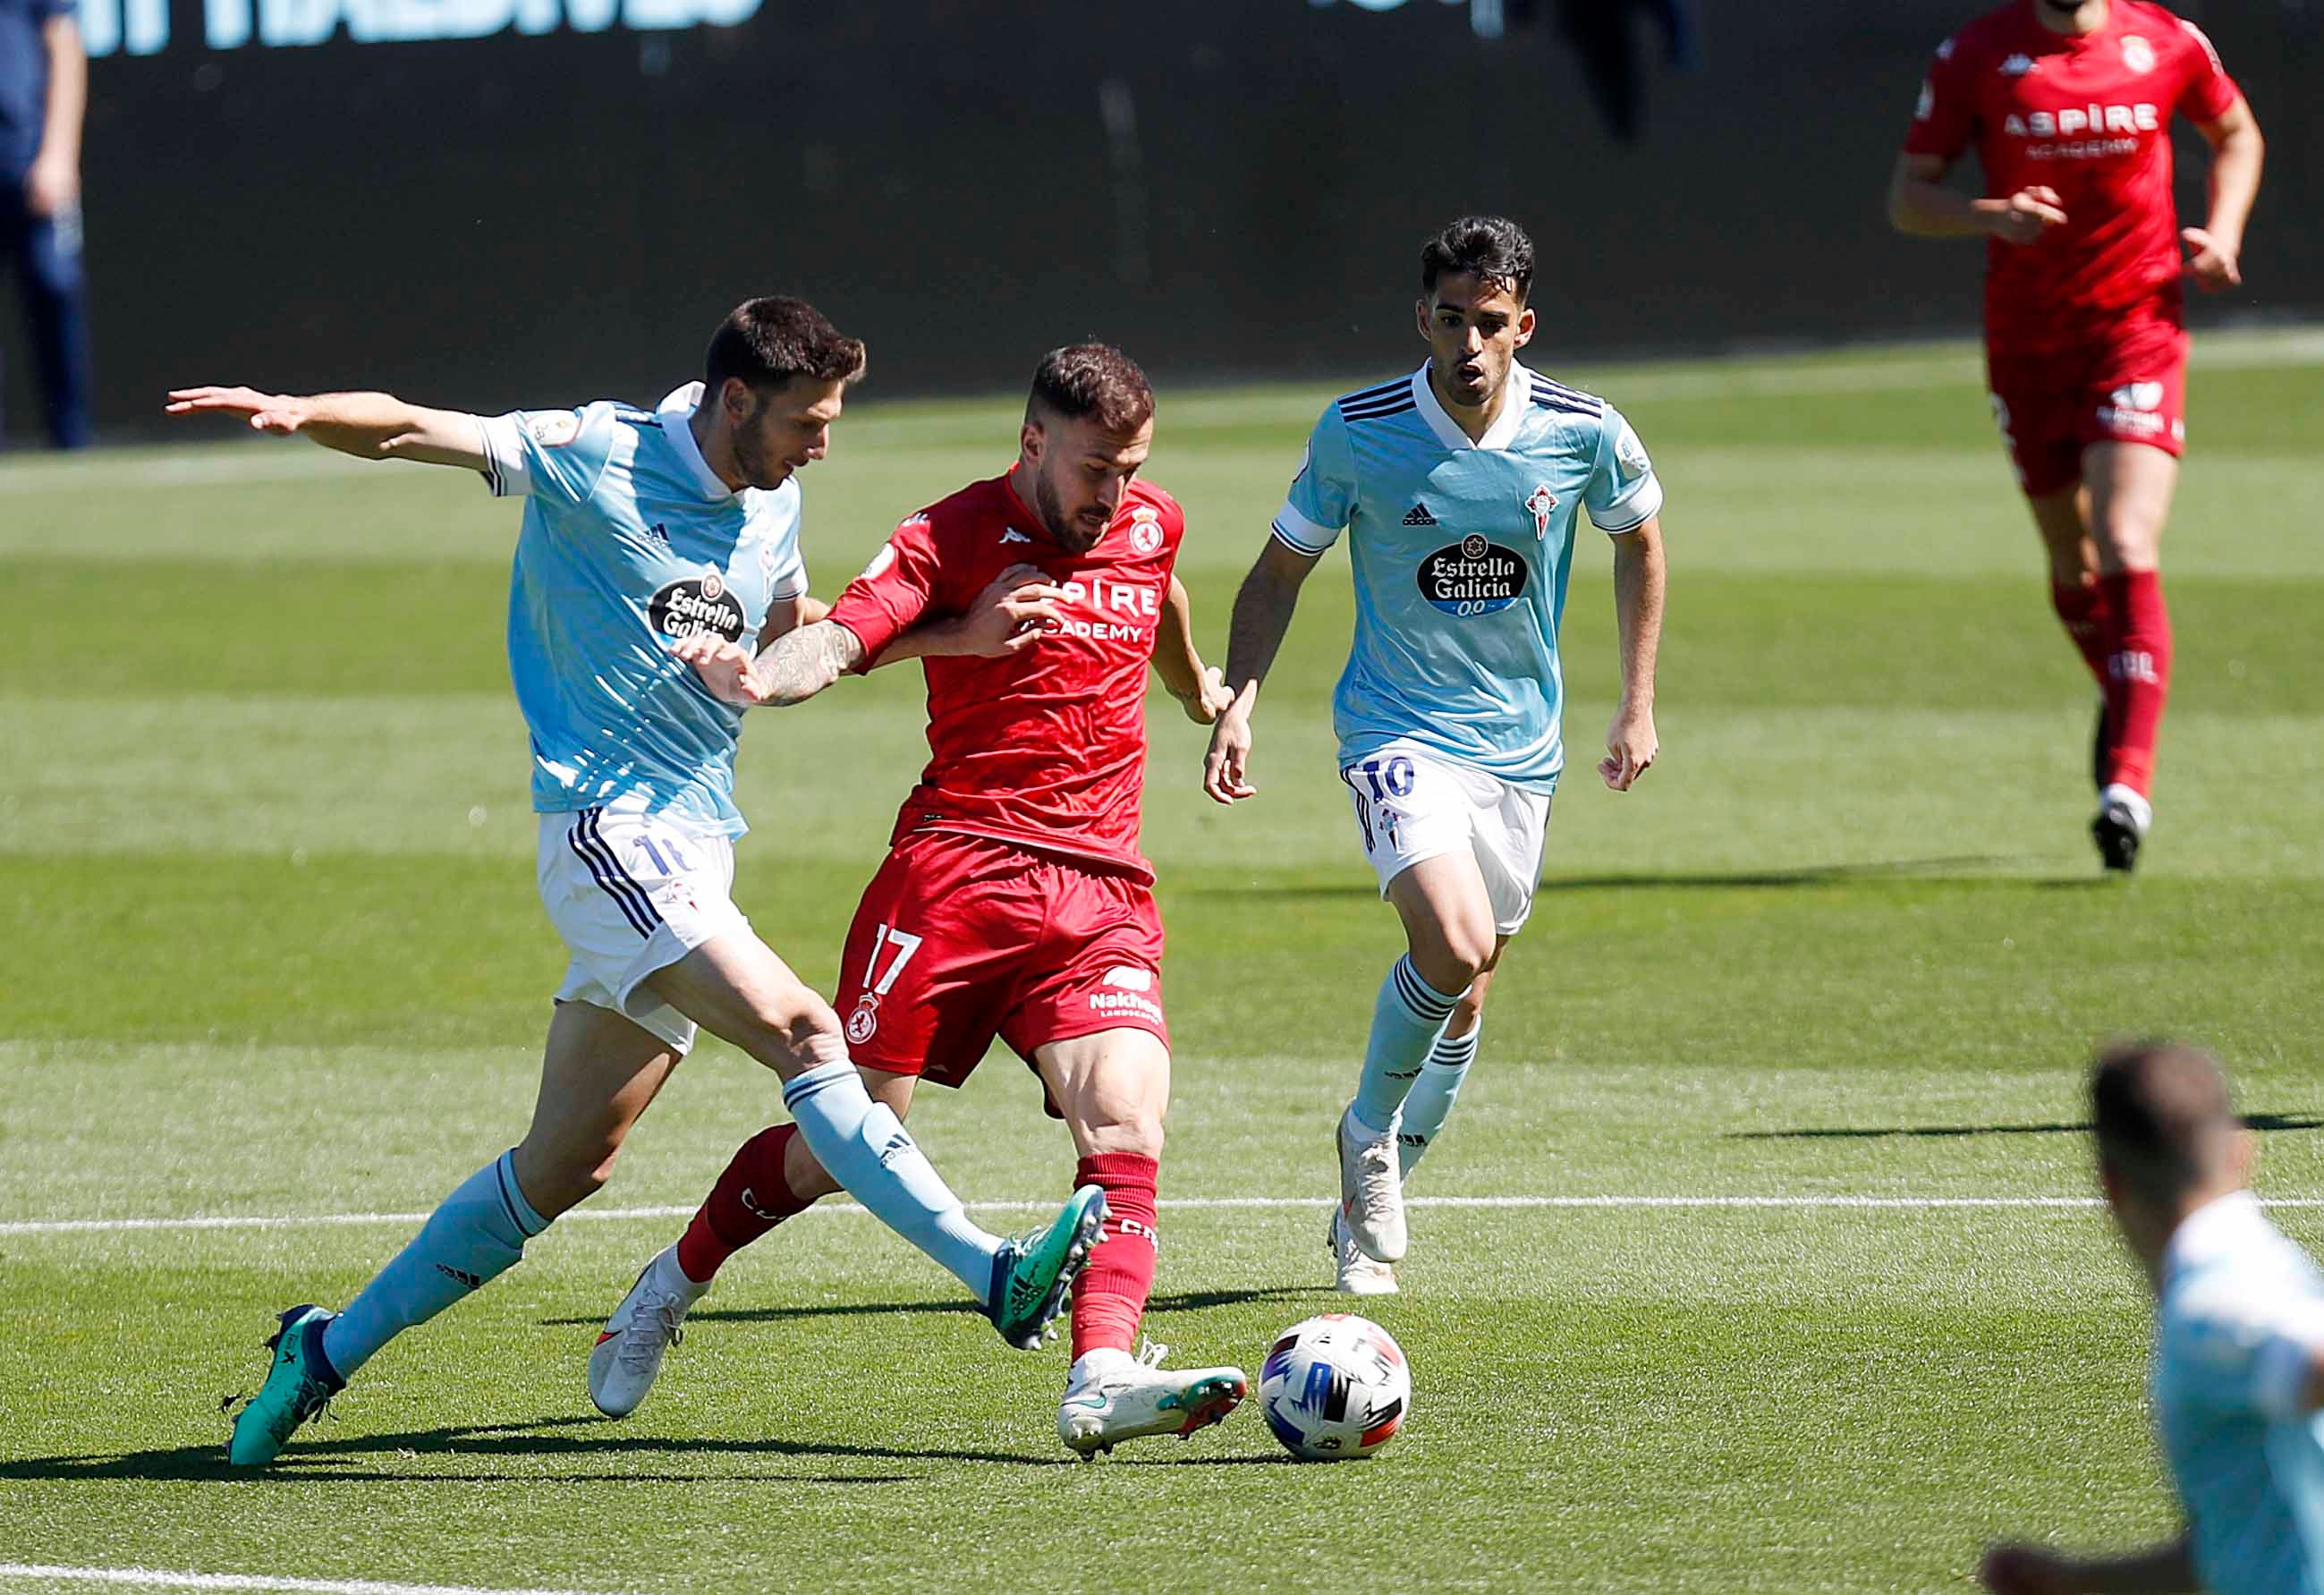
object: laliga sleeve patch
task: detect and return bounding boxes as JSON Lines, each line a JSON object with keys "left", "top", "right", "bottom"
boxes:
{"left": 1616, "top": 424, "right": 1652, "bottom": 479}
{"left": 527, "top": 411, "right": 581, "bottom": 448}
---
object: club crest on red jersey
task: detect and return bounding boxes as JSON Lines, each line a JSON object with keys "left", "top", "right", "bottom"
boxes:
{"left": 1129, "top": 503, "right": 1163, "bottom": 556}
{"left": 2121, "top": 35, "right": 2154, "bottom": 73}
{"left": 845, "top": 994, "right": 879, "bottom": 1045}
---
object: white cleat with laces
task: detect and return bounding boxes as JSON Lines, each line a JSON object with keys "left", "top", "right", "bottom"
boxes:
{"left": 1329, "top": 1208, "right": 1400, "bottom": 1295}
{"left": 588, "top": 1244, "right": 705, "bottom": 1419}
{"left": 1337, "top": 1104, "right": 1408, "bottom": 1262}
{"left": 1056, "top": 1340, "right": 1248, "bottom": 1458}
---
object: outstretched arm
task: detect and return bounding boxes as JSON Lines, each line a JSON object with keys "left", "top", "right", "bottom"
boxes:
{"left": 678, "top": 565, "right": 1065, "bottom": 708}
{"left": 1202, "top": 539, "right": 1320, "bottom": 803}
{"left": 1153, "top": 574, "right": 1231, "bottom": 725}
{"left": 676, "top": 620, "right": 864, "bottom": 708}
{"left": 1601, "top": 516, "right": 1664, "bottom": 792}
{"left": 164, "top": 386, "right": 488, "bottom": 471}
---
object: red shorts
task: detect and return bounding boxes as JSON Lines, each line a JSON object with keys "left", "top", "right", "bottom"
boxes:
{"left": 834, "top": 831, "right": 1168, "bottom": 1101}
{"left": 1985, "top": 319, "right": 2188, "bottom": 498}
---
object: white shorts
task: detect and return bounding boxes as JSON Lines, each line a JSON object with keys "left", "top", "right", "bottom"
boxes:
{"left": 536, "top": 807, "right": 751, "bottom": 1055}
{"left": 1341, "top": 742, "right": 1553, "bottom": 937}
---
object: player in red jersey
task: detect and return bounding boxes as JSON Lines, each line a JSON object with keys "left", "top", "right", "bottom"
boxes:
{"left": 584, "top": 344, "right": 1251, "bottom": 1457}
{"left": 1888, "top": 0, "right": 2263, "bottom": 872}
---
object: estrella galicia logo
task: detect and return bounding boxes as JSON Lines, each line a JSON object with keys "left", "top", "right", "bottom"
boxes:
{"left": 1416, "top": 534, "right": 1528, "bottom": 616}
{"left": 648, "top": 571, "right": 746, "bottom": 642}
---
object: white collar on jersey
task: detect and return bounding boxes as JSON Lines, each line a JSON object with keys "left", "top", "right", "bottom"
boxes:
{"left": 1410, "top": 359, "right": 1532, "bottom": 454}
{"left": 657, "top": 381, "right": 741, "bottom": 503}
{"left": 2161, "top": 1188, "right": 2269, "bottom": 1286}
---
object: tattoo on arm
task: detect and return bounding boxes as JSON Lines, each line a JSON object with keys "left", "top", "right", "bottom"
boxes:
{"left": 751, "top": 620, "right": 865, "bottom": 706}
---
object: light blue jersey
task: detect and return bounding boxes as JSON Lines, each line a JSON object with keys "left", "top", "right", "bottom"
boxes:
{"left": 479, "top": 382, "right": 809, "bottom": 839}
{"left": 1272, "top": 361, "right": 1661, "bottom": 792}
{"left": 2153, "top": 1192, "right": 2324, "bottom": 1595}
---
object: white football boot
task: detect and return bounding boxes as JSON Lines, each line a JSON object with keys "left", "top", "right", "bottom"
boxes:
{"left": 588, "top": 1244, "right": 705, "bottom": 1419}
{"left": 1057, "top": 1341, "right": 1247, "bottom": 1459}
{"left": 1329, "top": 1208, "right": 1399, "bottom": 1296}
{"left": 1337, "top": 1104, "right": 1408, "bottom": 1262}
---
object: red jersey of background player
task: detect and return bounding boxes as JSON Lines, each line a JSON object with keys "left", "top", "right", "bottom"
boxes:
{"left": 827, "top": 469, "right": 1183, "bottom": 883}
{"left": 1903, "top": 0, "right": 2239, "bottom": 349}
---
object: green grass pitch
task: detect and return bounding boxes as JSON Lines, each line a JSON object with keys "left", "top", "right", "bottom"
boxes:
{"left": 1, "top": 335, "right": 2320, "bottom": 1594}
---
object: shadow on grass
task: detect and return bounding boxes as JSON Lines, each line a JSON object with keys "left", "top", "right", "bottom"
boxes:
{"left": 0, "top": 1413, "right": 1062, "bottom": 1484}
{"left": 1179, "top": 857, "right": 2081, "bottom": 896}
{"left": 1732, "top": 1112, "right": 2322, "bottom": 1141}
{"left": 543, "top": 1284, "right": 1316, "bottom": 1331}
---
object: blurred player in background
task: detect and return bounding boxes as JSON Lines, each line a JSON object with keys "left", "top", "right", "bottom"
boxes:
{"left": 1980, "top": 1040, "right": 2324, "bottom": 1595}
{"left": 1888, "top": 0, "right": 2264, "bottom": 873}
{"left": 589, "top": 343, "right": 1251, "bottom": 1459}
{"left": 1202, "top": 216, "right": 1667, "bottom": 1295}
{"left": 1, "top": 0, "right": 91, "bottom": 447}
{"left": 166, "top": 297, "right": 1107, "bottom": 1467}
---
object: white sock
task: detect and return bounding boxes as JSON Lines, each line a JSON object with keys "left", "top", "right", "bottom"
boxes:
{"left": 2100, "top": 783, "right": 2153, "bottom": 832}
{"left": 649, "top": 1243, "right": 708, "bottom": 1302}
{"left": 781, "top": 1059, "right": 999, "bottom": 1301}
{"left": 1069, "top": 1347, "right": 1136, "bottom": 1387}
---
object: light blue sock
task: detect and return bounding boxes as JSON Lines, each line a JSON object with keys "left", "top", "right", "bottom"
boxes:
{"left": 1350, "top": 955, "right": 1460, "bottom": 1134}
{"left": 1397, "top": 1022, "right": 1479, "bottom": 1179}
{"left": 321, "top": 1149, "right": 547, "bottom": 1379}
{"left": 783, "top": 1060, "right": 999, "bottom": 1302}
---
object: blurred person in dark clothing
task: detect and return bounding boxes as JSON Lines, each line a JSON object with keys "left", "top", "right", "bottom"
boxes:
{"left": 0, "top": 0, "right": 90, "bottom": 448}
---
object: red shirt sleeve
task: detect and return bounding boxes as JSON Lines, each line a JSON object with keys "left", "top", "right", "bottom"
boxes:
{"left": 2172, "top": 19, "right": 2239, "bottom": 123}
{"left": 1901, "top": 35, "right": 1977, "bottom": 162}
{"left": 827, "top": 511, "right": 951, "bottom": 667}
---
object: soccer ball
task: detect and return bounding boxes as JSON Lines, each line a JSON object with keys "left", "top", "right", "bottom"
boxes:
{"left": 1258, "top": 1312, "right": 1411, "bottom": 1461}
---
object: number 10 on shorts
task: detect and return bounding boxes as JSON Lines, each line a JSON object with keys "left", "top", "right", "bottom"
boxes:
{"left": 863, "top": 923, "right": 922, "bottom": 997}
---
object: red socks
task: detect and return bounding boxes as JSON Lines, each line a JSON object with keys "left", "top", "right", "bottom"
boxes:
{"left": 1069, "top": 1152, "right": 1160, "bottom": 1360}
{"left": 675, "top": 1123, "right": 814, "bottom": 1285}
{"left": 2098, "top": 571, "right": 2172, "bottom": 797}
{"left": 2049, "top": 576, "right": 2114, "bottom": 684}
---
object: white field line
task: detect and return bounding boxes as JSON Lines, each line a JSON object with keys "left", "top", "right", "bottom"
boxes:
{"left": 6, "top": 1194, "right": 2324, "bottom": 1236}
{"left": 6, "top": 330, "right": 2317, "bottom": 496}
{"left": 0, "top": 1565, "right": 626, "bottom": 1595}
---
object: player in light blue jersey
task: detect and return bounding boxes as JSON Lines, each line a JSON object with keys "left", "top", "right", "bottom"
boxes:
{"left": 1203, "top": 216, "right": 1667, "bottom": 1294}
{"left": 166, "top": 297, "right": 1107, "bottom": 1467}
{"left": 1982, "top": 1042, "right": 2324, "bottom": 1595}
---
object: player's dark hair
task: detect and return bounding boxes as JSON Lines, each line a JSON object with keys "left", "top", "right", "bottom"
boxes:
{"left": 1026, "top": 343, "right": 1154, "bottom": 435}
{"left": 704, "top": 297, "right": 868, "bottom": 395}
{"left": 2091, "top": 1040, "right": 2236, "bottom": 1201}
{"left": 1421, "top": 215, "right": 1536, "bottom": 303}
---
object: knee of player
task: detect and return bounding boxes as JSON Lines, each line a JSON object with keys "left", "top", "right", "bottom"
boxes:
{"left": 1079, "top": 1107, "right": 1166, "bottom": 1160}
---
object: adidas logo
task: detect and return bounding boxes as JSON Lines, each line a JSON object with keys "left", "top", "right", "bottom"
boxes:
{"left": 435, "top": 1263, "right": 482, "bottom": 1289}
{"left": 1401, "top": 502, "right": 1438, "bottom": 526}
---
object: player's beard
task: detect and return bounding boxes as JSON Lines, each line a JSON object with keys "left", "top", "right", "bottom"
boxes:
{"left": 1035, "top": 469, "right": 1107, "bottom": 554}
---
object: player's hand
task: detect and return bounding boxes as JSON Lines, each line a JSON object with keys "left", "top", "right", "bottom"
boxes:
{"left": 672, "top": 632, "right": 772, "bottom": 708}
{"left": 22, "top": 153, "right": 78, "bottom": 217}
{"left": 1599, "top": 702, "right": 1658, "bottom": 792}
{"left": 957, "top": 562, "right": 1066, "bottom": 658}
{"left": 1978, "top": 1545, "right": 2086, "bottom": 1595}
{"left": 1202, "top": 701, "right": 1259, "bottom": 804}
{"left": 2180, "top": 227, "right": 2242, "bottom": 292}
{"left": 1175, "top": 665, "right": 1232, "bottom": 726}
{"left": 1979, "top": 187, "right": 2067, "bottom": 245}
{"left": 164, "top": 386, "right": 318, "bottom": 435}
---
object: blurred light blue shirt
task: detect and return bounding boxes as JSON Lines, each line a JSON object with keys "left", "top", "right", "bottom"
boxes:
{"left": 2153, "top": 1191, "right": 2324, "bottom": 1595}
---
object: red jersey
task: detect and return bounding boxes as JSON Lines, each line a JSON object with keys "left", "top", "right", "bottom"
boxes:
{"left": 827, "top": 470, "right": 1184, "bottom": 884}
{"left": 1901, "top": 0, "right": 2239, "bottom": 350}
